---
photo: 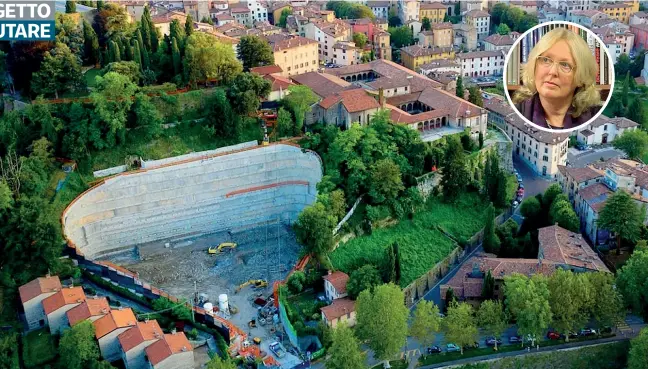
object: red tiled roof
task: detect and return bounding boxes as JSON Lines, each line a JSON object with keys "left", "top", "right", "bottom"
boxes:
{"left": 118, "top": 320, "right": 163, "bottom": 353}
{"left": 538, "top": 225, "right": 610, "bottom": 272}
{"left": 264, "top": 74, "right": 294, "bottom": 92}
{"left": 579, "top": 182, "right": 611, "bottom": 201}
{"left": 94, "top": 308, "right": 137, "bottom": 339}
{"left": 319, "top": 88, "right": 381, "bottom": 112}
{"left": 320, "top": 298, "right": 356, "bottom": 321}
{"left": 561, "top": 166, "right": 603, "bottom": 183}
{"left": 431, "top": 22, "right": 453, "bottom": 29}
{"left": 145, "top": 332, "right": 193, "bottom": 366}
{"left": 267, "top": 34, "right": 317, "bottom": 52}
{"left": 421, "top": 2, "right": 447, "bottom": 10}
{"left": 291, "top": 71, "right": 351, "bottom": 98}
{"left": 484, "top": 32, "right": 520, "bottom": 46}
{"left": 42, "top": 286, "right": 86, "bottom": 315}
{"left": 19, "top": 276, "right": 61, "bottom": 304}
{"left": 401, "top": 45, "right": 453, "bottom": 58}
{"left": 323, "top": 271, "right": 349, "bottom": 294}
{"left": 465, "top": 10, "right": 490, "bottom": 18}
{"left": 250, "top": 65, "right": 283, "bottom": 76}
{"left": 66, "top": 297, "right": 110, "bottom": 326}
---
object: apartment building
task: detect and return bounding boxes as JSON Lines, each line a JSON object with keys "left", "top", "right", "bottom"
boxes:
{"left": 483, "top": 32, "right": 520, "bottom": 53}
{"left": 464, "top": 10, "right": 490, "bottom": 40}
{"left": 400, "top": 45, "right": 455, "bottom": 71}
{"left": 458, "top": 50, "right": 505, "bottom": 77}
{"left": 266, "top": 34, "right": 319, "bottom": 77}
{"left": 398, "top": 0, "right": 420, "bottom": 22}
{"left": 599, "top": 3, "right": 632, "bottom": 23}
{"left": 304, "top": 19, "right": 352, "bottom": 64}
{"left": 419, "top": 2, "right": 447, "bottom": 23}
{"left": 19, "top": 276, "right": 62, "bottom": 331}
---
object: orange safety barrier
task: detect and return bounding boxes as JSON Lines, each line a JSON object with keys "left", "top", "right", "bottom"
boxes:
{"left": 225, "top": 180, "right": 309, "bottom": 198}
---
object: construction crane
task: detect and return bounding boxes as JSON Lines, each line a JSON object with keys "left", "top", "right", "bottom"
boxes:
{"left": 235, "top": 279, "right": 268, "bottom": 293}
{"left": 208, "top": 242, "right": 237, "bottom": 255}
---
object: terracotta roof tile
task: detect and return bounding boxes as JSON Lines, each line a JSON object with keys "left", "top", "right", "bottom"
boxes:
{"left": 562, "top": 166, "right": 603, "bottom": 183}
{"left": 265, "top": 74, "right": 294, "bottom": 91}
{"left": 118, "top": 320, "right": 163, "bottom": 353}
{"left": 67, "top": 297, "right": 110, "bottom": 326}
{"left": 431, "top": 22, "right": 453, "bottom": 30}
{"left": 291, "top": 71, "right": 351, "bottom": 98}
{"left": 465, "top": 10, "right": 490, "bottom": 18}
{"left": 401, "top": 45, "right": 454, "bottom": 58}
{"left": 421, "top": 2, "right": 447, "bottom": 10}
{"left": 319, "top": 88, "right": 381, "bottom": 112}
{"left": 458, "top": 50, "right": 505, "bottom": 60}
{"left": 19, "top": 276, "right": 61, "bottom": 304}
{"left": 320, "top": 298, "right": 356, "bottom": 321}
{"left": 94, "top": 308, "right": 137, "bottom": 339}
{"left": 145, "top": 332, "right": 193, "bottom": 366}
{"left": 484, "top": 32, "right": 520, "bottom": 46}
{"left": 250, "top": 65, "right": 283, "bottom": 76}
{"left": 538, "top": 225, "right": 610, "bottom": 272}
{"left": 42, "top": 286, "right": 86, "bottom": 315}
{"left": 323, "top": 271, "right": 349, "bottom": 294}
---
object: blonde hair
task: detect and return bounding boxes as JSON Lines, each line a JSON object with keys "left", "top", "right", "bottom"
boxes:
{"left": 512, "top": 27, "right": 601, "bottom": 117}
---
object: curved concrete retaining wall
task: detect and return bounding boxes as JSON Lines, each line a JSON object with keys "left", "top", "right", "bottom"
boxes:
{"left": 63, "top": 144, "right": 322, "bottom": 259}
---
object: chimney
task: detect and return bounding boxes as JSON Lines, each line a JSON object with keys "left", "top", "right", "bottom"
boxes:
{"left": 182, "top": 346, "right": 187, "bottom": 352}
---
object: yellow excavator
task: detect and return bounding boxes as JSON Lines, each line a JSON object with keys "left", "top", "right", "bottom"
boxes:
{"left": 235, "top": 279, "right": 268, "bottom": 293}
{"left": 208, "top": 242, "right": 237, "bottom": 255}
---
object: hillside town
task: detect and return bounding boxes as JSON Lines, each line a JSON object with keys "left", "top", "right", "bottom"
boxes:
{"left": 1, "top": 1, "right": 648, "bottom": 369}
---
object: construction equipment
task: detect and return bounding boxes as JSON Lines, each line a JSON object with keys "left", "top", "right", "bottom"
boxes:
{"left": 253, "top": 337, "right": 262, "bottom": 345}
{"left": 208, "top": 242, "right": 237, "bottom": 255}
{"left": 248, "top": 319, "right": 257, "bottom": 328}
{"left": 235, "top": 279, "right": 268, "bottom": 293}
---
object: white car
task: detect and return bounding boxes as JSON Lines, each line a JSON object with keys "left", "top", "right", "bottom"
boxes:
{"left": 512, "top": 201, "right": 519, "bottom": 208}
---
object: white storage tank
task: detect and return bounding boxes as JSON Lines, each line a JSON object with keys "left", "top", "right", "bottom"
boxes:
{"left": 218, "top": 294, "right": 229, "bottom": 312}
{"left": 203, "top": 302, "right": 214, "bottom": 313}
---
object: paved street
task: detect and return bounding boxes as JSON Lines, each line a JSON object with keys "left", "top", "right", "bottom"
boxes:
{"left": 567, "top": 147, "right": 625, "bottom": 168}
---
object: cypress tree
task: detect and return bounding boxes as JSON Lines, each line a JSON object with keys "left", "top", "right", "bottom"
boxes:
{"left": 481, "top": 270, "right": 495, "bottom": 299}
{"left": 149, "top": 21, "right": 159, "bottom": 53}
{"left": 108, "top": 40, "right": 119, "bottom": 63}
{"left": 483, "top": 203, "right": 500, "bottom": 254}
{"left": 393, "top": 242, "right": 401, "bottom": 285}
{"left": 140, "top": 7, "right": 152, "bottom": 51}
{"left": 171, "top": 37, "right": 181, "bottom": 76}
{"left": 169, "top": 19, "right": 184, "bottom": 50}
{"left": 133, "top": 40, "right": 142, "bottom": 69}
{"left": 136, "top": 30, "right": 150, "bottom": 69}
{"left": 83, "top": 19, "right": 100, "bottom": 65}
{"left": 66, "top": 1, "right": 76, "bottom": 13}
{"left": 185, "top": 13, "right": 194, "bottom": 36}
{"left": 96, "top": 0, "right": 104, "bottom": 10}
{"left": 124, "top": 39, "right": 133, "bottom": 61}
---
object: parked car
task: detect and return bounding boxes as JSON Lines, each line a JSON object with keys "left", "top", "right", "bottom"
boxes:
{"left": 580, "top": 328, "right": 597, "bottom": 336}
{"left": 485, "top": 337, "right": 502, "bottom": 346}
{"left": 517, "top": 175, "right": 522, "bottom": 183}
{"left": 427, "top": 346, "right": 442, "bottom": 354}
{"left": 516, "top": 194, "right": 523, "bottom": 202}
{"left": 509, "top": 335, "right": 522, "bottom": 344}
{"left": 546, "top": 331, "right": 561, "bottom": 340}
{"left": 463, "top": 342, "right": 480, "bottom": 350}
{"left": 517, "top": 189, "right": 525, "bottom": 197}
{"left": 560, "top": 332, "right": 579, "bottom": 340}
{"left": 518, "top": 183, "right": 525, "bottom": 189}
{"left": 512, "top": 200, "right": 519, "bottom": 208}
{"left": 446, "top": 343, "right": 460, "bottom": 352}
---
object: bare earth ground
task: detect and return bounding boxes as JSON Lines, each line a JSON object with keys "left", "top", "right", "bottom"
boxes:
{"left": 104, "top": 224, "right": 302, "bottom": 360}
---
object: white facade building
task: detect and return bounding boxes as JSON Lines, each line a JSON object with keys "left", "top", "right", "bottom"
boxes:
{"left": 458, "top": 50, "right": 505, "bottom": 77}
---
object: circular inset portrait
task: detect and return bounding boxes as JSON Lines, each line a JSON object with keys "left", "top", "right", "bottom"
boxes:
{"left": 503, "top": 22, "right": 615, "bottom": 132}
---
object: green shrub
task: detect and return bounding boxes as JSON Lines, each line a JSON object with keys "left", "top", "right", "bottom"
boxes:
{"left": 22, "top": 329, "right": 57, "bottom": 368}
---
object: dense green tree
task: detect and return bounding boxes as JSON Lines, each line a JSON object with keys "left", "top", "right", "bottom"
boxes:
{"left": 542, "top": 184, "right": 562, "bottom": 209}
{"left": 356, "top": 284, "right": 409, "bottom": 365}
{"left": 383, "top": 242, "right": 397, "bottom": 283}
{"left": 548, "top": 269, "right": 591, "bottom": 341}
{"left": 504, "top": 274, "right": 552, "bottom": 346}
{"left": 238, "top": 35, "right": 274, "bottom": 71}
{"left": 491, "top": 3, "right": 507, "bottom": 24}
{"left": 482, "top": 270, "right": 496, "bottom": 300}
{"left": 283, "top": 85, "right": 318, "bottom": 135}
{"left": 59, "top": 320, "right": 100, "bottom": 369}
{"left": 388, "top": 26, "right": 413, "bottom": 48}
{"left": 468, "top": 86, "right": 484, "bottom": 107}
{"left": 294, "top": 202, "right": 337, "bottom": 257}
{"left": 101, "top": 61, "right": 141, "bottom": 83}
{"left": 616, "top": 250, "right": 648, "bottom": 320}
{"left": 421, "top": 17, "right": 431, "bottom": 31}
{"left": 169, "top": 19, "right": 185, "bottom": 49}
{"left": 520, "top": 196, "right": 541, "bottom": 219}
{"left": 598, "top": 190, "right": 645, "bottom": 254}
{"left": 55, "top": 13, "right": 84, "bottom": 58}
{"left": 327, "top": 1, "right": 374, "bottom": 20}
{"left": 496, "top": 23, "right": 511, "bottom": 35}
{"left": 83, "top": 19, "right": 100, "bottom": 65}
{"left": 477, "top": 300, "right": 507, "bottom": 350}
{"left": 287, "top": 270, "right": 306, "bottom": 293}
{"left": 616, "top": 54, "right": 631, "bottom": 79}
{"left": 133, "top": 94, "right": 163, "bottom": 139}
{"left": 587, "top": 272, "right": 624, "bottom": 328}
{"left": 108, "top": 40, "right": 121, "bottom": 63}
{"left": 140, "top": 6, "right": 152, "bottom": 51}
{"left": 347, "top": 264, "right": 383, "bottom": 299}
{"left": 483, "top": 203, "right": 500, "bottom": 254}
{"left": 278, "top": 9, "right": 292, "bottom": 28}
{"left": 90, "top": 72, "right": 138, "bottom": 148}
{"left": 171, "top": 37, "right": 182, "bottom": 76}
{"left": 353, "top": 32, "right": 368, "bottom": 48}
{"left": 32, "top": 43, "right": 84, "bottom": 98}
{"left": 66, "top": 1, "right": 76, "bottom": 13}
{"left": 227, "top": 72, "right": 271, "bottom": 116}
{"left": 185, "top": 13, "right": 194, "bottom": 37}
{"left": 206, "top": 356, "right": 237, "bottom": 369}
{"left": 135, "top": 29, "right": 150, "bottom": 69}
{"left": 388, "top": 8, "right": 401, "bottom": 27}
{"left": 444, "top": 302, "right": 479, "bottom": 355}
{"left": 440, "top": 136, "right": 470, "bottom": 201}
{"left": 614, "top": 128, "right": 648, "bottom": 159}
{"left": 96, "top": 3, "right": 133, "bottom": 43}
{"left": 456, "top": 75, "right": 465, "bottom": 98}
{"left": 184, "top": 32, "right": 242, "bottom": 85}
{"left": 0, "top": 180, "right": 13, "bottom": 211}
{"left": 445, "top": 287, "right": 457, "bottom": 309}
{"left": 478, "top": 131, "right": 484, "bottom": 149}
{"left": 368, "top": 158, "right": 404, "bottom": 204}
{"left": 630, "top": 51, "right": 646, "bottom": 77}
{"left": 275, "top": 107, "right": 294, "bottom": 138}
{"left": 628, "top": 327, "right": 648, "bottom": 369}
{"left": 327, "top": 325, "right": 366, "bottom": 369}
{"left": 132, "top": 40, "right": 143, "bottom": 69}
{"left": 203, "top": 89, "right": 241, "bottom": 139}
{"left": 410, "top": 300, "right": 442, "bottom": 348}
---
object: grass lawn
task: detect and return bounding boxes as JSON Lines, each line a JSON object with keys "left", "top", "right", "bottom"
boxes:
{"left": 84, "top": 68, "right": 101, "bottom": 88}
{"left": 22, "top": 328, "right": 58, "bottom": 368}
{"left": 331, "top": 192, "right": 489, "bottom": 287}
{"left": 371, "top": 360, "right": 408, "bottom": 369}
{"left": 287, "top": 291, "right": 326, "bottom": 322}
{"left": 506, "top": 174, "right": 518, "bottom": 204}
{"left": 89, "top": 119, "right": 263, "bottom": 173}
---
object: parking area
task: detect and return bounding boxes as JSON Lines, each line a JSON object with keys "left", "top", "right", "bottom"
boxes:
{"left": 567, "top": 147, "right": 624, "bottom": 168}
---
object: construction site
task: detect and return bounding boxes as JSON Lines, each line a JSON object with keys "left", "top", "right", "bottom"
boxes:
{"left": 62, "top": 143, "right": 322, "bottom": 366}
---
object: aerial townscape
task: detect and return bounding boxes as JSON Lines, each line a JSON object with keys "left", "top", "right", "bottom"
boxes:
{"left": 2, "top": 0, "right": 648, "bottom": 369}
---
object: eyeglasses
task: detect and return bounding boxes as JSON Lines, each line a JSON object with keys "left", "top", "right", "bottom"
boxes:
{"left": 536, "top": 56, "right": 575, "bottom": 74}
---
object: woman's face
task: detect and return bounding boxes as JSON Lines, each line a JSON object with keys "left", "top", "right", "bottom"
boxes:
{"left": 534, "top": 40, "right": 578, "bottom": 101}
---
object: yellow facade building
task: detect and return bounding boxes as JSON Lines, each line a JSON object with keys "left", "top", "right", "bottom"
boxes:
{"left": 400, "top": 45, "right": 455, "bottom": 71}
{"left": 267, "top": 35, "right": 319, "bottom": 77}
{"left": 599, "top": 3, "right": 633, "bottom": 23}
{"left": 419, "top": 2, "right": 447, "bottom": 23}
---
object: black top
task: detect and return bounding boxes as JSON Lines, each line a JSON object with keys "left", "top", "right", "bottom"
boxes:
{"left": 515, "top": 93, "right": 600, "bottom": 130}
